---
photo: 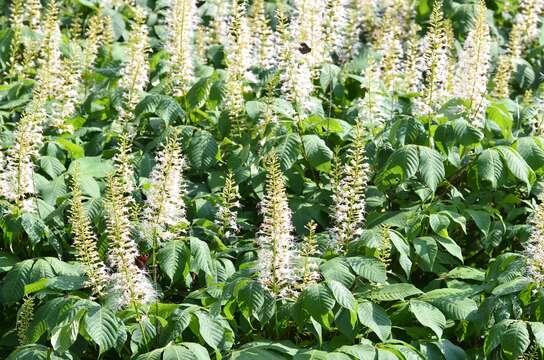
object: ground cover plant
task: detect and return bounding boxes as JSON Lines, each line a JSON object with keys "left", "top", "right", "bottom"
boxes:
{"left": 1, "top": 0, "right": 544, "bottom": 358}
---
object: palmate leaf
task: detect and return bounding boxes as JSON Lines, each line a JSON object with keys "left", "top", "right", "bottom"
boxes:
{"left": 194, "top": 311, "right": 233, "bottom": 351}
{"left": 409, "top": 300, "right": 446, "bottom": 338}
{"left": 477, "top": 148, "right": 503, "bottom": 189}
{"left": 6, "top": 345, "right": 50, "bottom": 360}
{"left": 418, "top": 146, "right": 445, "bottom": 191}
{"left": 189, "top": 130, "right": 218, "bottom": 171}
{"left": 345, "top": 256, "right": 387, "bottom": 283}
{"left": 496, "top": 145, "right": 535, "bottom": 189}
{"left": 158, "top": 240, "right": 190, "bottom": 282}
{"left": 357, "top": 300, "right": 391, "bottom": 341}
{"left": 302, "top": 134, "right": 333, "bottom": 171}
{"left": 326, "top": 280, "right": 356, "bottom": 310}
{"left": 83, "top": 306, "right": 124, "bottom": 355}
{"left": 302, "top": 283, "right": 336, "bottom": 317}
{"left": 135, "top": 94, "right": 185, "bottom": 125}
{"left": 368, "top": 283, "right": 423, "bottom": 301}
{"left": 377, "top": 145, "right": 445, "bottom": 191}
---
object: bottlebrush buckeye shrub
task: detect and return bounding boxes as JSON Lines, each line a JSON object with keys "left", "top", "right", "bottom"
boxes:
{"left": 1, "top": 0, "right": 544, "bottom": 359}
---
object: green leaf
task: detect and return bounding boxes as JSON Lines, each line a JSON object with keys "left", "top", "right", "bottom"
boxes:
{"left": 326, "top": 280, "right": 356, "bottom": 310}
{"left": 496, "top": 146, "right": 535, "bottom": 189}
{"left": 0, "top": 251, "right": 18, "bottom": 272}
{"left": 190, "top": 237, "right": 214, "bottom": 276}
{"left": 377, "top": 144, "right": 419, "bottom": 188}
{"left": 6, "top": 345, "right": 50, "bottom": 360}
{"left": 39, "top": 156, "right": 65, "bottom": 178}
{"left": 302, "top": 283, "right": 336, "bottom": 317}
{"left": 187, "top": 77, "right": 213, "bottom": 110}
{"left": 357, "top": 301, "right": 391, "bottom": 341}
{"left": 68, "top": 156, "right": 114, "bottom": 179}
{"left": 320, "top": 258, "right": 355, "bottom": 288}
{"left": 84, "top": 306, "right": 123, "bottom": 354}
{"left": 477, "top": 149, "right": 503, "bottom": 189}
{"left": 275, "top": 133, "right": 301, "bottom": 170}
{"left": 413, "top": 237, "right": 438, "bottom": 271}
{"left": 530, "top": 322, "right": 544, "bottom": 348}
{"left": 486, "top": 102, "right": 513, "bottom": 139}
{"left": 158, "top": 240, "right": 189, "bottom": 282}
{"left": 418, "top": 147, "right": 445, "bottom": 191}
{"left": 492, "top": 278, "right": 531, "bottom": 296}
{"left": 21, "top": 213, "right": 49, "bottom": 246}
{"left": 51, "top": 308, "right": 85, "bottom": 352}
{"left": 434, "top": 235, "right": 463, "bottom": 262}
{"left": 302, "top": 134, "right": 333, "bottom": 171}
{"left": 320, "top": 64, "right": 341, "bottom": 91}
{"left": 368, "top": 283, "right": 423, "bottom": 301}
{"left": 194, "top": 312, "right": 229, "bottom": 351}
{"left": 189, "top": 130, "right": 218, "bottom": 171}
{"left": 346, "top": 256, "right": 387, "bottom": 283}
{"left": 239, "top": 281, "right": 266, "bottom": 319}
{"left": 409, "top": 300, "right": 446, "bottom": 338}
{"left": 501, "top": 321, "right": 530, "bottom": 358}
{"left": 135, "top": 94, "right": 185, "bottom": 124}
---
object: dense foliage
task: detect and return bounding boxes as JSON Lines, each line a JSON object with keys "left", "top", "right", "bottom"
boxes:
{"left": 1, "top": 0, "right": 544, "bottom": 358}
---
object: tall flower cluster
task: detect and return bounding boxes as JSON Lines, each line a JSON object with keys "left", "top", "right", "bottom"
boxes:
{"left": 118, "top": 7, "right": 149, "bottom": 127}
{"left": 453, "top": 1, "right": 491, "bottom": 128}
{"left": 330, "top": 125, "right": 370, "bottom": 252}
{"left": 9, "top": 0, "right": 43, "bottom": 77}
{"left": 35, "top": 0, "right": 63, "bottom": 104}
{"left": 299, "top": 220, "right": 321, "bottom": 288}
{"left": 141, "top": 135, "right": 187, "bottom": 245}
{"left": 250, "top": 0, "right": 277, "bottom": 69}
{"left": 209, "top": 0, "right": 231, "bottom": 45}
{"left": 0, "top": 109, "right": 45, "bottom": 212}
{"left": 324, "top": 0, "right": 349, "bottom": 58}
{"left": 524, "top": 197, "right": 544, "bottom": 282}
{"left": 69, "top": 173, "right": 110, "bottom": 297}
{"left": 8, "top": 0, "right": 25, "bottom": 76}
{"left": 106, "top": 176, "right": 156, "bottom": 309}
{"left": 414, "top": 1, "right": 452, "bottom": 115}
{"left": 224, "top": 1, "right": 253, "bottom": 134}
{"left": 256, "top": 154, "right": 298, "bottom": 298}
{"left": 373, "top": 6, "right": 405, "bottom": 91}
{"left": 337, "top": 0, "right": 365, "bottom": 63}
{"left": 291, "top": 0, "right": 327, "bottom": 70}
{"left": 357, "top": 59, "right": 390, "bottom": 127}
{"left": 81, "top": 15, "right": 104, "bottom": 70}
{"left": 114, "top": 135, "right": 136, "bottom": 195}
{"left": 277, "top": 12, "right": 314, "bottom": 111}
{"left": 165, "top": 0, "right": 198, "bottom": 95}
{"left": 16, "top": 296, "right": 35, "bottom": 345}
{"left": 493, "top": 0, "right": 544, "bottom": 98}
{"left": 215, "top": 171, "right": 241, "bottom": 238}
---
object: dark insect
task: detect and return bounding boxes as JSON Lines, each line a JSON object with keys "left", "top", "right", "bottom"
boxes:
{"left": 135, "top": 254, "right": 149, "bottom": 269}
{"left": 299, "top": 42, "right": 311, "bottom": 54}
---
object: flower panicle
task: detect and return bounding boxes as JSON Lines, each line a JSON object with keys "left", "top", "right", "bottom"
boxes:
{"left": 141, "top": 135, "right": 187, "bottom": 245}
{"left": 105, "top": 175, "right": 156, "bottom": 309}
{"left": 69, "top": 171, "right": 110, "bottom": 297}
{"left": 524, "top": 195, "right": 544, "bottom": 282}
{"left": 16, "top": 296, "right": 35, "bottom": 345}
{"left": 118, "top": 6, "right": 150, "bottom": 129}
{"left": 379, "top": 224, "right": 392, "bottom": 269}
{"left": 166, "top": 0, "right": 198, "bottom": 95}
{"left": 215, "top": 171, "right": 241, "bottom": 238}
{"left": 277, "top": 10, "right": 314, "bottom": 111}
{"left": 454, "top": 0, "right": 491, "bottom": 128}
{"left": 250, "top": 0, "right": 277, "bottom": 69}
{"left": 299, "top": 220, "right": 321, "bottom": 288}
{"left": 330, "top": 125, "right": 370, "bottom": 252}
{"left": 257, "top": 153, "right": 299, "bottom": 298}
